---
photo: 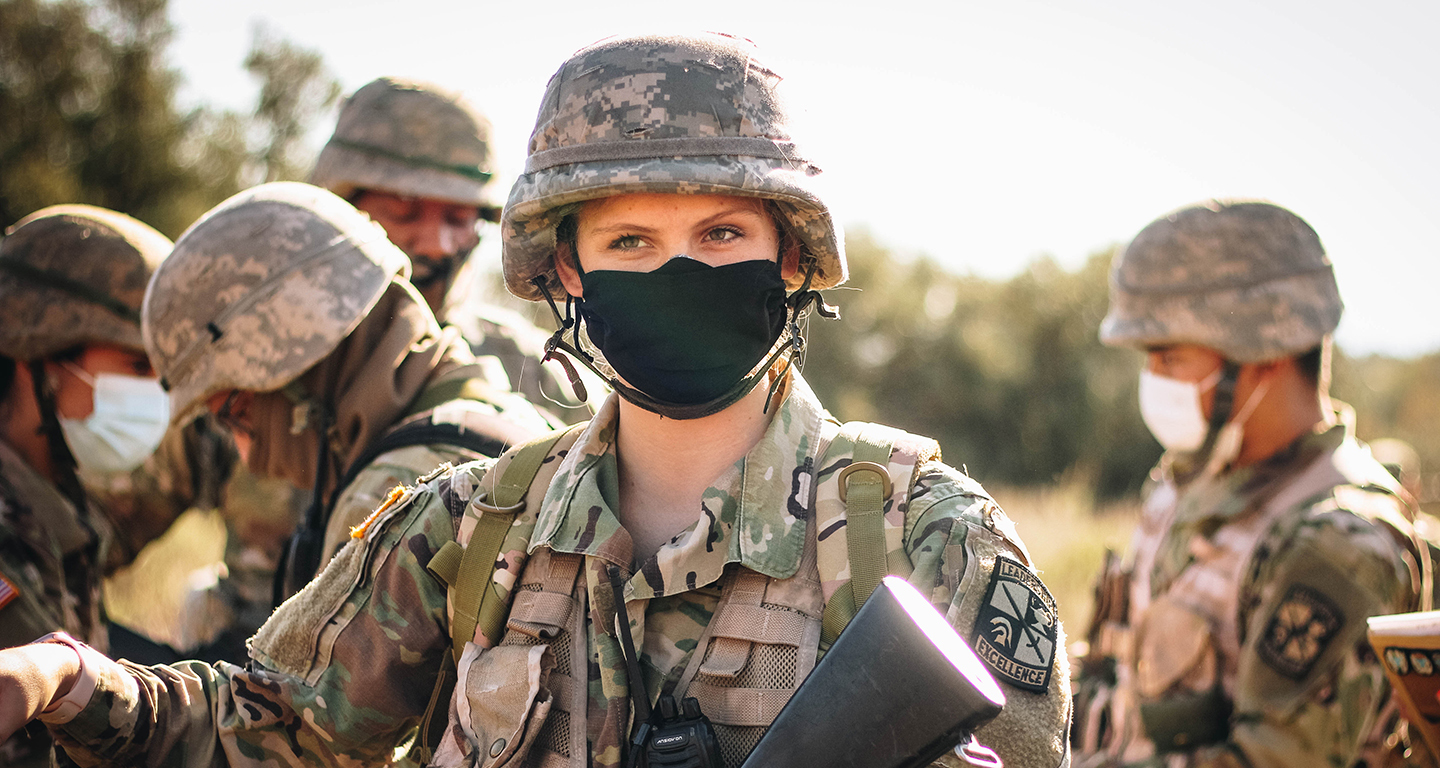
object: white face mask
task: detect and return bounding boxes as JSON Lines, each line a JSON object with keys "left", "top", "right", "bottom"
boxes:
{"left": 57, "top": 365, "right": 171, "bottom": 474}
{"left": 1137, "top": 368, "right": 1222, "bottom": 452}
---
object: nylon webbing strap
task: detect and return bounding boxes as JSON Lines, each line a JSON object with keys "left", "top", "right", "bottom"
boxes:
{"left": 524, "top": 136, "right": 805, "bottom": 173}
{"left": 326, "top": 138, "right": 494, "bottom": 182}
{"left": 406, "top": 375, "right": 504, "bottom": 417}
{"left": 845, "top": 427, "right": 896, "bottom": 606}
{"left": 818, "top": 424, "right": 896, "bottom": 649}
{"left": 0, "top": 258, "right": 139, "bottom": 321}
{"left": 449, "top": 426, "right": 579, "bottom": 661}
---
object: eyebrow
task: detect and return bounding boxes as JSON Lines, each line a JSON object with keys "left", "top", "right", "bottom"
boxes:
{"left": 582, "top": 202, "right": 768, "bottom": 238}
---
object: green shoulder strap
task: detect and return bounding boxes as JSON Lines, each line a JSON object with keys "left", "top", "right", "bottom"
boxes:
{"left": 819, "top": 422, "right": 898, "bottom": 650}
{"left": 415, "top": 422, "right": 584, "bottom": 764}
{"left": 444, "top": 423, "right": 582, "bottom": 663}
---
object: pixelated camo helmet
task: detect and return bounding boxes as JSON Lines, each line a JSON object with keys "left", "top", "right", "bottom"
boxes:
{"left": 310, "top": 77, "right": 500, "bottom": 218}
{"left": 1100, "top": 200, "right": 1342, "bottom": 363}
{"left": 143, "top": 182, "right": 410, "bottom": 423}
{"left": 502, "top": 31, "right": 846, "bottom": 301}
{"left": 0, "top": 205, "right": 171, "bottom": 361}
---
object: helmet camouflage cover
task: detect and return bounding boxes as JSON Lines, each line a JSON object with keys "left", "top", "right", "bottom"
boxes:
{"left": 310, "top": 76, "right": 500, "bottom": 217}
{"left": 0, "top": 205, "right": 172, "bottom": 360}
{"left": 1100, "top": 199, "right": 1342, "bottom": 363}
{"left": 502, "top": 31, "right": 846, "bottom": 301}
{"left": 143, "top": 182, "right": 410, "bottom": 423}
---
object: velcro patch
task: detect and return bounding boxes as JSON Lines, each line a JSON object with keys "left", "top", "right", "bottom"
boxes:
{"left": 972, "top": 556, "right": 1057, "bottom": 693}
{"left": 1257, "top": 584, "right": 1342, "bottom": 679}
{"left": 0, "top": 572, "right": 19, "bottom": 611}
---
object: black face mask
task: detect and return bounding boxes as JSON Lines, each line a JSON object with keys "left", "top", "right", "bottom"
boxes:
{"left": 578, "top": 257, "right": 788, "bottom": 409}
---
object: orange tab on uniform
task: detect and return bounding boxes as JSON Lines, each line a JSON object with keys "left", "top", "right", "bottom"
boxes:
{"left": 351, "top": 485, "right": 408, "bottom": 540}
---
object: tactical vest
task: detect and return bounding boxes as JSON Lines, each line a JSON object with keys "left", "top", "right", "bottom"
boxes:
{"left": 422, "top": 420, "right": 941, "bottom": 768}
{"left": 1118, "top": 437, "right": 1426, "bottom": 756}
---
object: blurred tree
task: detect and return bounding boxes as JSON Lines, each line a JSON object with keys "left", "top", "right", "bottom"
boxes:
{"left": 0, "top": 0, "right": 338, "bottom": 237}
{"left": 1334, "top": 349, "right": 1440, "bottom": 507}
{"left": 803, "top": 231, "right": 1159, "bottom": 499}
{"left": 0, "top": 0, "right": 244, "bottom": 235}
{"left": 244, "top": 23, "right": 341, "bottom": 183}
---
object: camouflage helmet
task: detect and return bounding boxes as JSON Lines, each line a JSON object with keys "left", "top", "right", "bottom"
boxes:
{"left": 0, "top": 205, "right": 172, "bottom": 361}
{"left": 1100, "top": 200, "right": 1342, "bottom": 363}
{"left": 310, "top": 77, "right": 500, "bottom": 218}
{"left": 143, "top": 182, "right": 410, "bottom": 423}
{"left": 502, "top": 32, "right": 846, "bottom": 301}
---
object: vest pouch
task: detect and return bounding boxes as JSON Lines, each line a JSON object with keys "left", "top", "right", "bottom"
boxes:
{"left": 1135, "top": 595, "right": 1216, "bottom": 698}
{"left": 455, "top": 643, "right": 556, "bottom": 768}
{"left": 1138, "top": 685, "right": 1232, "bottom": 753}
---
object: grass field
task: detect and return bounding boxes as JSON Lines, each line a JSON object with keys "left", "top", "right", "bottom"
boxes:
{"left": 104, "top": 481, "right": 1142, "bottom": 650}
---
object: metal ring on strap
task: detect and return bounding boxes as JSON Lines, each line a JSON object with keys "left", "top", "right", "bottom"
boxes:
{"left": 837, "top": 461, "right": 892, "bottom": 503}
{"left": 472, "top": 497, "right": 526, "bottom": 516}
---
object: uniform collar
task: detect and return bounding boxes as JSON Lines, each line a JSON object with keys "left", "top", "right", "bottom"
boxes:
{"left": 529, "top": 371, "right": 830, "bottom": 599}
{"left": 1170, "top": 405, "right": 1352, "bottom": 526}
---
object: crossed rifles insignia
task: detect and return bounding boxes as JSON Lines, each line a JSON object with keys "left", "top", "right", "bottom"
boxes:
{"left": 973, "top": 557, "right": 1057, "bottom": 693}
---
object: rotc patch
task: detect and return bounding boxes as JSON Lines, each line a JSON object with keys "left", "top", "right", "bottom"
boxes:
{"left": 0, "top": 572, "right": 18, "bottom": 611}
{"left": 1257, "top": 584, "right": 1342, "bottom": 679}
{"left": 972, "top": 557, "right": 1057, "bottom": 693}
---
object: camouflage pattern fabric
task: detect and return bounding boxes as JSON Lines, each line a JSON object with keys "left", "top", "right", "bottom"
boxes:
{"left": 0, "top": 205, "right": 170, "bottom": 361}
{"left": 311, "top": 77, "right": 500, "bottom": 212}
{"left": 501, "top": 32, "right": 846, "bottom": 302}
{"left": 1099, "top": 200, "right": 1342, "bottom": 364}
{"left": 143, "top": 182, "right": 410, "bottom": 423}
{"left": 1077, "top": 413, "right": 1424, "bottom": 767}
{"left": 0, "top": 438, "right": 108, "bottom": 768}
{"left": 49, "top": 372, "right": 1071, "bottom": 768}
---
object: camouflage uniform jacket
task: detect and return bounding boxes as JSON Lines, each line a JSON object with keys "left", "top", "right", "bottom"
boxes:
{"left": 0, "top": 437, "right": 108, "bottom": 768}
{"left": 48, "top": 373, "right": 1071, "bottom": 768}
{"left": 1089, "top": 415, "right": 1420, "bottom": 767}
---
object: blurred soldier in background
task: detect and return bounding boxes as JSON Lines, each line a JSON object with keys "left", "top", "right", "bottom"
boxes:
{"left": 1074, "top": 200, "right": 1431, "bottom": 767}
{"left": 0, "top": 205, "right": 178, "bottom": 767}
{"left": 309, "top": 75, "right": 599, "bottom": 421}
{"left": 177, "top": 78, "right": 604, "bottom": 661}
{"left": 148, "top": 182, "right": 555, "bottom": 598}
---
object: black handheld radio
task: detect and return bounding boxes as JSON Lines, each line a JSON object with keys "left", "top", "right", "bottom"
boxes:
{"left": 608, "top": 566, "right": 724, "bottom": 768}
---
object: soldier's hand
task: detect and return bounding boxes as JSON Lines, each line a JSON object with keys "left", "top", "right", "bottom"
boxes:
{"left": 0, "top": 643, "right": 81, "bottom": 743}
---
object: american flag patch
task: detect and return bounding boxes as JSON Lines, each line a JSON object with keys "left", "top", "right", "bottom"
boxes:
{"left": 0, "top": 572, "right": 19, "bottom": 611}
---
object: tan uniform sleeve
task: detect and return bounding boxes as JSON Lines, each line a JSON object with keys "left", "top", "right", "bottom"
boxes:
{"left": 1207, "top": 504, "right": 1413, "bottom": 768}
{"left": 906, "top": 461, "right": 1072, "bottom": 768}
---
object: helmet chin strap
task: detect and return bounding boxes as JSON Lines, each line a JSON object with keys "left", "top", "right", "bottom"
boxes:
{"left": 531, "top": 260, "right": 839, "bottom": 421}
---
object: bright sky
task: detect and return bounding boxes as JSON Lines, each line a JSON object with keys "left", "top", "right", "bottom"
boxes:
{"left": 166, "top": 0, "right": 1439, "bottom": 357}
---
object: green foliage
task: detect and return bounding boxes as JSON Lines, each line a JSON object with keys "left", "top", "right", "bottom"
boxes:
{"left": 244, "top": 23, "right": 341, "bottom": 183}
{"left": 803, "top": 230, "right": 1160, "bottom": 498}
{"left": 0, "top": 0, "right": 243, "bottom": 235}
{"left": 0, "top": 0, "right": 338, "bottom": 237}
{"left": 1333, "top": 350, "right": 1440, "bottom": 509}
{"left": 803, "top": 233, "right": 1440, "bottom": 503}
